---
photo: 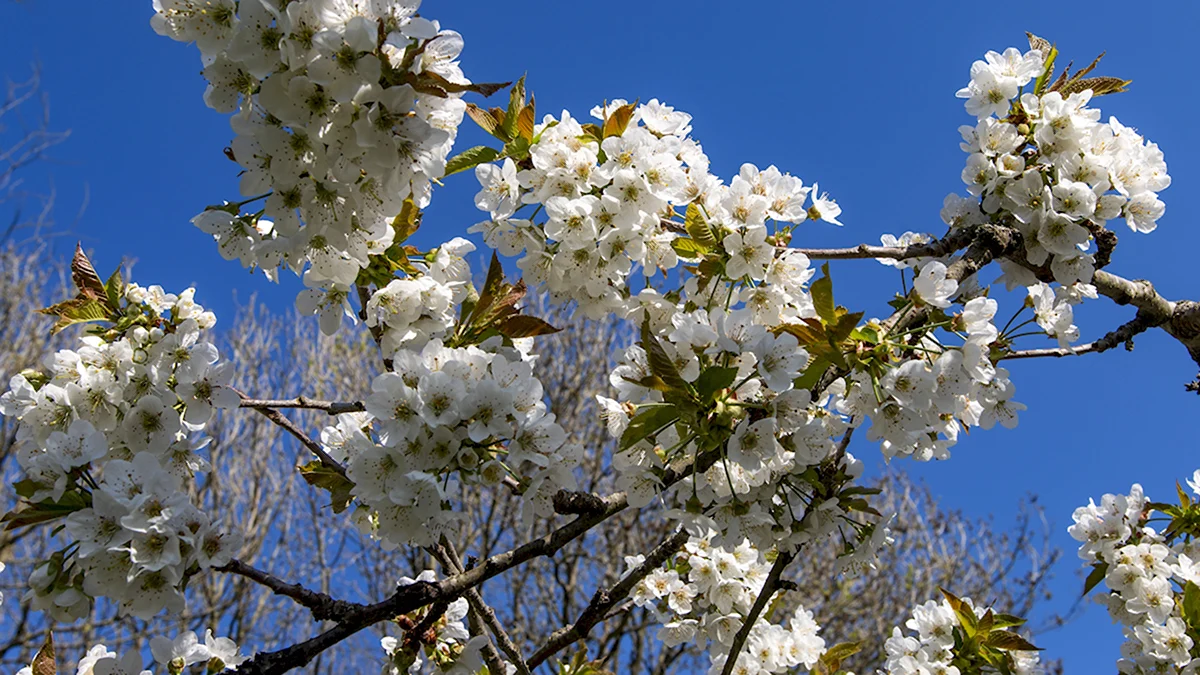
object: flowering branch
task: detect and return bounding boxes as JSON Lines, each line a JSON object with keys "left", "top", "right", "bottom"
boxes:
{"left": 1001, "top": 311, "right": 1155, "bottom": 360}
{"left": 233, "top": 447, "right": 729, "bottom": 674}
{"left": 429, "top": 537, "right": 531, "bottom": 675}
{"left": 720, "top": 550, "right": 797, "bottom": 675}
{"left": 527, "top": 529, "right": 690, "bottom": 668}
{"left": 793, "top": 228, "right": 974, "bottom": 261}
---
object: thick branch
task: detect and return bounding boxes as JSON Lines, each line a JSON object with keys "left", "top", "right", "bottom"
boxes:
{"left": 720, "top": 550, "right": 795, "bottom": 675}
{"left": 216, "top": 560, "right": 358, "bottom": 623}
{"left": 528, "top": 529, "right": 689, "bottom": 668}
{"left": 231, "top": 450, "right": 724, "bottom": 675}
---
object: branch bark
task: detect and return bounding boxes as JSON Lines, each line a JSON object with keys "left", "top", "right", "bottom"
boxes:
{"left": 216, "top": 560, "right": 357, "bottom": 623}
{"left": 528, "top": 529, "right": 689, "bottom": 668}
{"left": 238, "top": 397, "right": 365, "bottom": 415}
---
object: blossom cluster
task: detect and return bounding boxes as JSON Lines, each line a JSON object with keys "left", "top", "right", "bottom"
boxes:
{"left": 628, "top": 534, "right": 827, "bottom": 675}
{"left": 0, "top": 282, "right": 241, "bottom": 620}
{"left": 379, "top": 571, "right": 511, "bottom": 675}
{"left": 361, "top": 237, "right": 475, "bottom": 351}
{"left": 881, "top": 596, "right": 1042, "bottom": 675}
{"left": 840, "top": 297, "right": 1025, "bottom": 462}
{"left": 469, "top": 99, "right": 841, "bottom": 319}
{"left": 599, "top": 312, "right": 856, "bottom": 552}
{"left": 15, "top": 629, "right": 245, "bottom": 675}
{"left": 952, "top": 45, "right": 1169, "bottom": 343}
{"left": 1069, "top": 474, "right": 1200, "bottom": 672}
{"left": 155, "top": 0, "right": 471, "bottom": 311}
{"left": 325, "top": 332, "right": 581, "bottom": 548}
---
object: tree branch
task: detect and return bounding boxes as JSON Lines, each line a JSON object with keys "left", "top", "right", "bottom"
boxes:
{"left": 234, "top": 390, "right": 348, "bottom": 478}
{"left": 216, "top": 560, "right": 357, "bottom": 623}
{"left": 1001, "top": 311, "right": 1155, "bottom": 361}
{"left": 238, "top": 396, "right": 365, "bottom": 415}
{"left": 231, "top": 448, "right": 727, "bottom": 675}
{"left": 720, "top": 550, "right": 795, "bottom": 675}
{"left": 794, "top": 227, "right": 973, "bottom": 261}
{"left": 528, "top": 529, "right": 689, "bottom": 668}
{"left": 431, "top": 538, "right": 532, "bottom": 675}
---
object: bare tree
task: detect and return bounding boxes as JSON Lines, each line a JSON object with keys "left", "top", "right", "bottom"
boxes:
{"left": 0, "top": 65, "right": 70, "bottom": 243}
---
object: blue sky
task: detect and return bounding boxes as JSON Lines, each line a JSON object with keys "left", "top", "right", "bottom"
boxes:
{"left": 2, "top": 1, "right": 1199, "bottom": 671}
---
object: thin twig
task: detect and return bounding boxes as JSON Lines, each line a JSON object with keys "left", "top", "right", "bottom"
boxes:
{"left": 234, "top": 390, "right": 348, "bottom": 478}
{"left": 720, "top": 550, "right": 795, "bottom": 675}
{"left": 434, "top": 538, "right": 533, "bottom": 675}
{"left": 238, "top": 397, "right": 365, "bottom": 415}
{"left": 1001, "top": 311, "right": 1155, "bottom": 361}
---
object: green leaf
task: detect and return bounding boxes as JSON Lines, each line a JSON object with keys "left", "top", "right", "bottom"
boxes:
{"left": 850, "top": 324, "right": 881, "bottom": 344}
{"left": 775, "top": 319, "right": 827, "bottom": 347}
{"left": 503, "top": 136, "right": 532, "bottom": 162}
{"left": 684, "top": 203, "right": 716, "bottom": 248}
{"left": 602, "top": 101, "right": 637, "bottom": 139}
{"left": 811, "top": 263, "right": 835, "bottom": 324}
{"left": 1179, "top": 481, "right": 1193, "bottom": 508}
{"left": 31, "top": 631, "right": 56, "bottom": 675}
{"left": 18, "top": 369, "right": 49, "bottom": 390}
{"left": 794, "top": 354, "right": 831, "bottom": 392}
{"left": 671, "top": 237, "right": 708, "bottom": 261}
{"left": 991, "top": 613, "right": 1027, "bottom": 630}
{"left": 1082, "top": 561, "right": 1108, "bottom": 596}
{"left": 940, "top": 587, "right": 978, "bottom": 638}
{"left": 467, "top": 253, "right": 508, "bottom": 328}
{"left": 695, "top": 366, "right": 738, "bottom": 402}
{"left": 13, "top": 479, "right": 41, "bottom": 499}
{"left": 1028, "top": 32, "right": 1058, "bottom": 96}
{"left": 641, "top": 320, "right": 691, "bottom": 396}
{"left": 977, "top": 608, "right": 995, "bottom": 635}
{"left": 619, "top": 404, "right": 679, "bottom": 451}
{"left": 71, "top": 244, "right": 106, "bottom": 301}
{"left": 1184, "top": 582, "right": 1200, "bottom": 629}
{"left": 298, "top": 461, "right": 356, "bottom": 514}
{"left": 984, "top": 631, "right": 1041, "bottom": 651}
{"left": 444, "top": 145, "right": 501, "bottom": 177}
{"left": 39, "top": 297, "right": 111, "bottom": 334}
{"left": 828, "top": 311, "right": 864, "bottom": 344}
{"left": 822, "top": 640, "right": 862, "bottom": 665}
{"left": 497, "top": 315, "right": 561, "bottom": 338}
{"left": 2, "top": 491, "right": 90, "bottom": 530}
{"left": 104, "top": 267, "right": 124, "bottom": 313}
{"left": 503, "top": 75, "right": 527, "bottom": 140}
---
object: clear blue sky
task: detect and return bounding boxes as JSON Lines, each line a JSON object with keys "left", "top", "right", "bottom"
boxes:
{"left": 3, "top": 1, "right": 1199, "bottom": 671}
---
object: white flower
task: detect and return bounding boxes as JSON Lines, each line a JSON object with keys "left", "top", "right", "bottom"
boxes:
{"left": 914, "top": 262, "right": 958, "bottom": 309}
{"left": 150, "top": 631, "right": 210, "bottom": 670}
{"left": 723, "top": 226, "right": 773, "bottom": 281}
